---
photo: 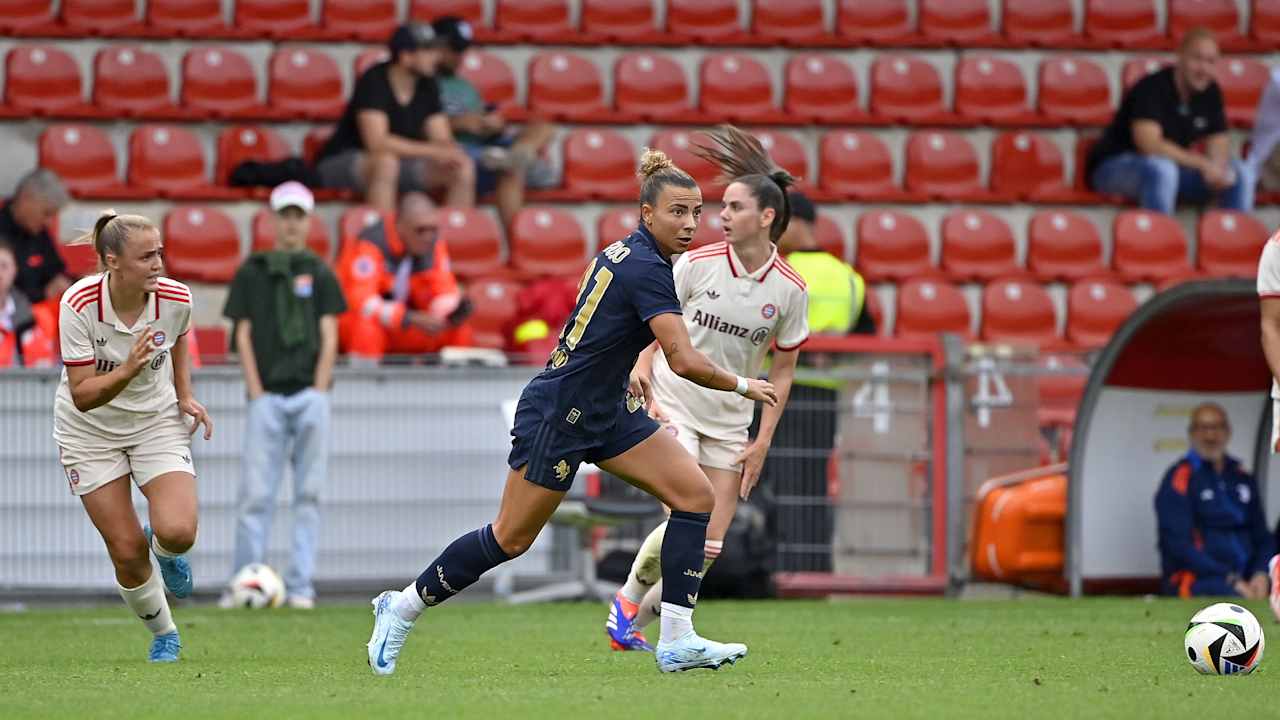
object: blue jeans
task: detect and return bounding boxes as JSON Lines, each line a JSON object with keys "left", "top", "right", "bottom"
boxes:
{"left": 232, "top": 388, "right": 331, "bottom": 600}
{"left": 1090, "top": 152, "right": 1254, "bottom": 214}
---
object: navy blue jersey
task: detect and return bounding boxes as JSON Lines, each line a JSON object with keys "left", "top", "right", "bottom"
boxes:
{"left": 523, "top": 224, "right": 681, "bottom": 438}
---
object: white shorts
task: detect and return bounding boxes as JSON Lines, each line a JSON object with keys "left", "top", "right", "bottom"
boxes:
{"left": 1273, "top": 398, "right": 1280, "bottom": 453}
{"left": 54, "top": 402, "right": 195, "bottom": 496}
{"left": 663, "top": 419, "right": 747, "bottom": 473}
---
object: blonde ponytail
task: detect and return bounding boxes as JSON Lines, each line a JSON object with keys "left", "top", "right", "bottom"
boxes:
{"left": 68, "top": 210, "right": 158, "bottom": 273}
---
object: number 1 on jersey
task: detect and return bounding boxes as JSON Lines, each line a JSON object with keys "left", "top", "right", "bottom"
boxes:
{"left": 564, "top": 260, "right": 614, "bottom": 350}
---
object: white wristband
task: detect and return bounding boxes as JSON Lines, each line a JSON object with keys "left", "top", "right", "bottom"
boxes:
{"left": 734, "top": 375, "right": 750, "bottom": 396}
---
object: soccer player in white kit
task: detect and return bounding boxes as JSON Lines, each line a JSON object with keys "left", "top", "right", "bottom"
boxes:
{"left": 55, "top": 212, "right": 213, "bottom": 662}
{"left": 1257, "top": 228, "right": 1280, "bottom": 623}
{"left": 605, "top": 126, "right": 809, "bottom": 650}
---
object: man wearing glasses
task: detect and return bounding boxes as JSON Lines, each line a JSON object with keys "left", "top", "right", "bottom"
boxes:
{"left": 336, "top": 191, "right": 473, "bottom": 363}
{"left": 1155, "top": 403, "right": 1274, "bottom": 600}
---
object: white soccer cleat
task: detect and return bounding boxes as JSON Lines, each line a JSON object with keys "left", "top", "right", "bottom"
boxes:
{"left": 367, "top": 590, "right": 415, "bottom": 676}
{"left": 1269, "top": 555, "right": 1280, "bottom": 624}
{"left": 655, "top": 631, "right": 747, "bottom": 673}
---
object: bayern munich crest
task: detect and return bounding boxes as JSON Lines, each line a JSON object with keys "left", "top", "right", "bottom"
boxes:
{"left": 152, "top": 331, "right": 166, "bottom": 346}
{"left": 761, "top": 303, "right": 777, "bottom": 319}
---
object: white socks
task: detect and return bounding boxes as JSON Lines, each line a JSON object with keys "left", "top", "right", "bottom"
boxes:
{"left": 659, "top": 602, "right": 694, "bottom": 642}
{"left": 395, "top": 583, "right": 426, "bottom": 622}
{"left": 118, "top": 569, "right": 176, "bottom": 637}
{"left": 620, "top": 521, "right": 667, "bottom": 603}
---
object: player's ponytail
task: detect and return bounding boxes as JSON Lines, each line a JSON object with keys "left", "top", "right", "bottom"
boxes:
{"left": 692, "top": 125, "right": 798, "bottom": 243}
{"left": 637, "top": 148, "right": 697, "bottom": 207}
{"left": 68, "top": 210, "right": 158, "bottom": 273}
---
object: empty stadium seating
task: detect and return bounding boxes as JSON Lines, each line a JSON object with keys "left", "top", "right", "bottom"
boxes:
{"left": 439, "top": 207, "right": 506, "bottom": 278}
{"left": 1027, "top": 210, "right": 1110, "bottom": 281}
{"left": 981, "top": 278, "right": 1061, "bottom": 348}
{"left": 940, "top": 210, "right": 1021, "bottom": 280}
{"left": 856, "top": 210, "right": 936, "bottom": 282}
{"left": 1066, "top": 279, "right": 1138, "bottom": 349}
{"left": 895, "top": 278, "right": 971, "bottom": 339}
{"left": 162, "top": 205, "right": 242, "bottom": 283}
{"left": 1112, "top": 210, "right": 1193, "bottom": 282}
{"left": 1197, "top": 209, "right": 1270, "bottom": 277}
{"left": 508, "top": 207, "right": 588, "bottom": 277}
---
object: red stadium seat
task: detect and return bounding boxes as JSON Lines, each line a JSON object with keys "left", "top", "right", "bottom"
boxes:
{"left": 1084, "top": 0, "right": 1162, "bottom": 47}
{"left": 127, "top": 125, "right": 218, "bottom": 198}
{"left": 813, "top": 215, "right": 848, "bottom": 261}
{"left": 303, "top": 126, "right": 334, "bottom": 167}
{"left": 753, "top": 0, "right": 826, "bottom": 44}
{"left": 39, "top": 124, "right": 138, "bottom": 198}
{"left": 439, "top": 208, "right": 505, "bottom": 278}
{"left": 216, "top": 125, "right": 290, "bottom": 185}
{"left": 856, "top": 210, "right": 935, "bottom": 282}
{"left": 60, "top": 240, "right": 99, "bottom": 278}
{"left": 940, "top": 209, "right": 1020, "bottom": 281}
{"left": 458, "top": 51, "right": 517, "bottom": 110}
{"left": 869, "top": 55, "right": 951, "bottom": 124}
{"left": 597, "top": 208, "right": 641, "bottom": 251}
{"left": 1003, "top": 0, "right": 1078, "bottom": 46}
{"left": 784, "top": 54, "right": 863, "bottom": 123}
{"left": 981, "top": 279, "right": 1060, "bottom": 348}
{"left": 93, "top": 47, "right": 174, "bottom": 118}
{"left": 1027, "top": 210, "right": 1109, "bottom": 281}
{"left": 667, "top": 0, "right": 743, "bottom": 41}
{"left": 698, "top": 54, "right": 782, "bottom": 122}
{"left": 495, "top": 0, "right": 571, "bottom": 41}
{"left": 818, "top": 130, "right": 903, "bottom": 200}
{"left": 991, "top": 132, "right": 1089, "bottom": 202}
{"left": 755, "top": 130, "right": 809, "bottom": 182}
{"left": 1037, "top": 57, "right": 1112, "bottom": 125}
{"left": 1197, "top": 210, "right": 1270, "bottom": 277}
{"left": 1168, "top": 0, "right": 1240, "bottom": 44}
{"left": 649, "top": 130, "right": 721, "bottom": 194}
{"left": 527, "top": 52, "right": 607, "bottom": 121}
{"left": 181, "top": 47, "right": 262, "bottom": 118}
{"left": 836, "top": 0, "right": 917, "bottom": 45}
{"left": 509, "top": 208, "right": 588, "bottom": 277}
{"left": 268, "top": 47, "right": 343, "bottom": 119}
{"left": 339, "top": 205, "right": 382, "bottom": 247}
{"left": 163, "top": 206, "right": 243, "bottom": 283}
{"left": 581, "top": 0, "right": 662, "bottom": 42}
{"left": 5, "top": 46, "right": 90, "bottom": 116}
{"left": 1066, "top": 279, "right": 1136, "bottom": 349}
{"left": 234, "top": 0, "right": 314, "bottom": 38}
{"left": 561, "top": 128, "right": 638, "bottom": 200}
{"left": 904, "top": 131, "right": 987, "bottom": 201}
{"left": 252, "top": 208, "right": 332, "bottom": 259}
{"left": 466, "top": 278, "right": 521, "bottom": 350}
{"left": 353, "top": 49, "right": 389, "bottom": 79}
{"left": 613, "top": 52, "right": 694, "bottom": 120}
{"left": 919, "top": 0, "right": 998, "bottom": 45}
{"left": 1112, "top": 210, "right": 1192, "bottom": 282}
{"left": 321, "top": 0, "right": 395, "bottom": 41}
{"left": 1219, "top": 58, "right": 1270, "bottom": 127}
{"left": 147, "top": 0, "right": 228, "bottom": 37}
{"left": 0, "top": 0, "right": 55, "bottom": 32}
{"left": 1037, "top": 353, "right": 1087, "bottom": 425}
{"left": 61, "top": 0, "right": 143, "bottom": 35}
{"left": 408, "top": 0, "right": 483, "bottom": 27}
{"left": 1255, "top": 0, "right": 1280, "bottom": 44}
{"left": 954, "top": 56, "right": 1035, "bottom": 124}
{"left": 895, "top": 279, "right": 970, "bottom": 339}
{"left": 1121, "top": 56, "right": 1168, "bottom": 91}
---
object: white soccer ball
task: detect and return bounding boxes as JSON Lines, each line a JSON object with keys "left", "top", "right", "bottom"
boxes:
{"left": 1184, "top": 602, "right": 1265, "bottom": 675}
{"left": 228, "top": 563, "right": 286, "bottom": 609}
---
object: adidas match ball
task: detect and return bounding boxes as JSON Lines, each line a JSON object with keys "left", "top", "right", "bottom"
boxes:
{"left": 229, "top": 563, "right": 286, "bottom": 609}
{"left": 1184, "top": 603, "right": 1264, "bottom": 675}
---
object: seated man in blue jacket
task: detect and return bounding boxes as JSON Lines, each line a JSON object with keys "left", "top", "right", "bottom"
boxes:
{"left": 1156, "top": 402, "right": 1275, "bottom": 599}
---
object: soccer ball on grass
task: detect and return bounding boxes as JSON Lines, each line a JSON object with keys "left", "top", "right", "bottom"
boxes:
{"left": 228, "top": 563, "right": 286, "bottom": 609}
{"left": 1184, "top": 602, "right": 1264, "bottom": 675}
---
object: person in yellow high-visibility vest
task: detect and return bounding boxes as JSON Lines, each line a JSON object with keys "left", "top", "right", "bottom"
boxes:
{"left": 752, "top": 191, "right": 873, "bottom": 572}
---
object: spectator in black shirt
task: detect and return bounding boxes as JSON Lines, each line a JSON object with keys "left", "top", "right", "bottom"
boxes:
{"left": 1086, "top": 28, "right": 1250, "bottom": 214}
{"left": 315, "top": 23, "right": 474, "bottom": 213}
{"left": 1, "top": 168, "right": 71, "bottom": 304}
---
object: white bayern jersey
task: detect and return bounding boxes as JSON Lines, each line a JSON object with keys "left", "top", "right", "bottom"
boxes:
{"left": 650, "top": 241, "right": 809, "bottom": 435}
{"left": 56, "top": 273, "right": 193, "bottom": 429}
{"left": 1260, "top": 230, "right": 1280, "bottom": 400}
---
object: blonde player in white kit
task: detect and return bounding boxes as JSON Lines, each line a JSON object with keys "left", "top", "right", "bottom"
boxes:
{"left": 605, "top": 126, "right": 809, "bottom": 651}
{"left": 1256, "top": 228, "right": 1280, "bottom": 624}
{"left": 55, "top": 212, "right": 213, "bottom": 663}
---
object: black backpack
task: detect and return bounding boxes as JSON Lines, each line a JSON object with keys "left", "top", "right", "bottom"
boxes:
{"left": 228, "top": 157, "right": 321, "bottom": 188}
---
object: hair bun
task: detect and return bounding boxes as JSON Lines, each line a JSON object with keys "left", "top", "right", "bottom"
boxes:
{"left": 637, "top": 148, "right": 676, "bottom": 180}
{"left": 769, "top": 169, "right": 797, "bottom": 190}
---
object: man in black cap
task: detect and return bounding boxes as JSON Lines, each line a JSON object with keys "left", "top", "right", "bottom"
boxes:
{"left": 431, "top": 15, "right": 556, "bottom": 229}
{"left": 315, "top": 22, "right": 474, "bottom": 213}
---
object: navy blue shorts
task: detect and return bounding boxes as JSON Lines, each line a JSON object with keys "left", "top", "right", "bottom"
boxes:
{"left": 507, "top": 390, "right": 660, "bottom": 491}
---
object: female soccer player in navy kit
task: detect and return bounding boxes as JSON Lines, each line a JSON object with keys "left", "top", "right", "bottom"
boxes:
{"left": 366, "top": 150, "right": 777, "bottom": 675}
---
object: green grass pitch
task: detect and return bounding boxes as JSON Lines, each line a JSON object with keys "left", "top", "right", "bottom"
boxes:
{"left": 1, "top": 597, "right": 1276, "bottom": 719}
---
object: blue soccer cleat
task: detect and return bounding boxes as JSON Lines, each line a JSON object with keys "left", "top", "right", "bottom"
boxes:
{"left": 367, "top": 590, "right": 416, "bottom": 676}
{"left": 606, "top": 592, "right": 653, "bottom": 652}
{"left": 148, "top": 630, "right": 181, "bottom": 663}
{"left": 143, "top": 526, "right": 192, "bottom": 599}
{"left": 655, "top": 631, "right": 747, "bottom": 673}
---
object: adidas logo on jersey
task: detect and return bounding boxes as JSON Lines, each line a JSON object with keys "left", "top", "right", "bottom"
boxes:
{"left": 706, "top": 290, "right": 720, "bottom": 300}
